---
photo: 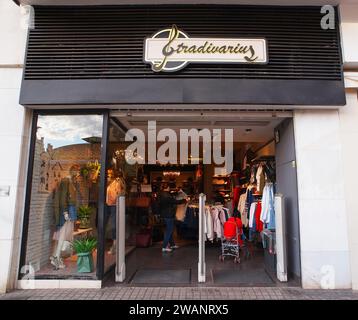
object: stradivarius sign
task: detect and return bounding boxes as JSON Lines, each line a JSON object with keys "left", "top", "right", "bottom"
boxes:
{"left": 144, "top": 25, "right": 268, "bottom": 72}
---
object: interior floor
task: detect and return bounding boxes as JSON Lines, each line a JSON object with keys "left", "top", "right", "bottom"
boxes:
{"left": 104, "top": 241, "right": 299, "bottom": 287}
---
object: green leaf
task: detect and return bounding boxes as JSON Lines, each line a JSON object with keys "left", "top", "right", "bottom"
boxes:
{"left": 77, "top": 206, "right": 93, "bottom": 219}
{"left": 72, "top": 237, "right": 97, "bottom": 253}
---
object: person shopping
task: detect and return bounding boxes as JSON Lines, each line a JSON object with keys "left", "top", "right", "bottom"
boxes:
{"left": 159, "top": 184, "right": 187, "bottom": 252}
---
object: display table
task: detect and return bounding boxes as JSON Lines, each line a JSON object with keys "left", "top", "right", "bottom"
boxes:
{"left": 73, "top": 228, "right": 93, "bottom": 239}
{"left": 67, "top": 228, "right": 94, "bottom": 262}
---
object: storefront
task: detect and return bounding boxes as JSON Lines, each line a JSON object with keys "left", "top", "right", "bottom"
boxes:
{"left": 3, "top": 3, "right": 352, "bottom": 289}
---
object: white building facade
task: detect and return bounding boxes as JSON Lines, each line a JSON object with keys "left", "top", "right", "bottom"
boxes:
{"left": 0, "top": 0, "right": 358, "bottom": 293}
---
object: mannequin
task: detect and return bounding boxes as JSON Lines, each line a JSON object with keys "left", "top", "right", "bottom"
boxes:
{"left": 50, "top": 166, "right": 79, "bottom": 270}
{"left": 106, "top": 169, "right": 125, "bottom": 254}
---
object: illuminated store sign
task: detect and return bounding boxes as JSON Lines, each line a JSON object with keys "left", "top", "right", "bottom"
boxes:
{"left": 144, "top": 25, "right": 268, "bottom": 72}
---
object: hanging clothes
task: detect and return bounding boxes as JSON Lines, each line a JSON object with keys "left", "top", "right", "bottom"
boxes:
{"left": 237, "top": 192, "right": 247, "bottom": 226}
{"left": 221, "top": 207, "right": 230, "bottom": 221}
{"left": 250, "top": 167, "right": 256, "bottom": 185}
{"left": 245, "top": 186, "right": 256, "bottom": 226}
{"left": 218, "top": 206, "right": 228, "bottom": 237}
{"left": 211, "top": 207, "right": 223, "bottom": 239}
{"left": 202, "top": 205, "right": 229, "bottom": 242}
{"left": 175, "top": 189, "right": 188, "bottom": 222}
{"left": 242, "top": 154, "right": 247, "bottom": 170}
{"left": 255, "top": 201, "right": 264, "bottom": 233}
{"left": 248, "top": 202, "right": 258, "bottom": 241}
{"left": 264, "top": 161, "right": 276, "bottom": 183}
{"left": 248, "top": 202, "right": 257, "bottom": 229}
{"left": 232, "top": 186, "right": 241, "bottom": 209}
{"left": 179, "top": 206, "right": 199, "bottom": 240}
{"left": 256, "top": 164, "right": 265, "bottom": 194}
{"left": 260, "top": 183, "right": 276, "bottom": 230}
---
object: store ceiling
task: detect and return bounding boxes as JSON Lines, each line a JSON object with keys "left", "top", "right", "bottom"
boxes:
{"left": 111, "top": 112, "right": 286, "bottom": 142}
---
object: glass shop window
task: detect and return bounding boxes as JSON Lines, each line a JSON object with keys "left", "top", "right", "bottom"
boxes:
{"left": 20, "top": 114, "right": 103, "bottom": 279}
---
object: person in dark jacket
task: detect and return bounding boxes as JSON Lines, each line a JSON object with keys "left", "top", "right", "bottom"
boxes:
{"left": 159, "top": 184, "right": 187, "bottom": 252}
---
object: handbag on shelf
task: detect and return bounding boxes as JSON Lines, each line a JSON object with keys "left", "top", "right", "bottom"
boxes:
{"left": 127, "top": 193, "right": 151, "bottom": 208}
{"left": 135, "top": 195, "right": 151, "bottom": 208}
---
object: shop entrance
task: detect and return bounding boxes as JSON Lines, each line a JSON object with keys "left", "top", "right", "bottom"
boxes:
{"left": 104, "top": 110, "right": 300, "bottom": 286}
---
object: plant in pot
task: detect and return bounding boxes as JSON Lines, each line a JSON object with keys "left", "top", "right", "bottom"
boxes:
{"left": 77, "top": 205, "right": 92, "bottom": 229}
{"left": 72, "top": 238, "right": 97, "bottom": 273}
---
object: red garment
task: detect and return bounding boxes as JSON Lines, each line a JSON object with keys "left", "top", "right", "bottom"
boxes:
{"left": 255, "top": 201, "right": 264, "bottom": 232}
{"left": 223, "top": 217, "right": 243, "bottom": 246}
{"left": 232, "top": 186, "right": 241, "bottom": 209}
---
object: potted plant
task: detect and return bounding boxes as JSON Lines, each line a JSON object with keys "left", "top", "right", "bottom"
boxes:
{"left": 72, "top": 238, "right": 97, "bottom": 273}
{"left": 77, "top": 205, "right": 92, "bottom": 229}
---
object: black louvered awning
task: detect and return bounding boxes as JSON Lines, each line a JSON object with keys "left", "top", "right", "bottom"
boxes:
{"left": 20, "top": 5, "right": 345, "bottom": 106}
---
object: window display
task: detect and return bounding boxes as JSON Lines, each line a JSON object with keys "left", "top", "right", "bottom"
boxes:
{"left": 21, "top": 114, "right": 103, "bottom": 279}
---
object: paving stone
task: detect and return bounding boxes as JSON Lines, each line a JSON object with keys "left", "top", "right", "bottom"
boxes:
{"left": 1, "top": 286, "right": 358, "bottom": 300}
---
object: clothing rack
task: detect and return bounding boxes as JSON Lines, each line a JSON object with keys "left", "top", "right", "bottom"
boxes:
{"left": 204, "top": 204, "right": 231, "bottom": 242}
{"left": 250, "top": 155, "right": 275, "bottom": 163}
{"left": 250, "top": 158, "right": 276, "bottom": 184}
{"left": 187, "top": 202, "right": 199, "bottom": 208}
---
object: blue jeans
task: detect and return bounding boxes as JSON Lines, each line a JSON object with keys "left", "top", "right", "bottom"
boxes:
{"left": 162, "top": 218, "right": 175, "bottom": 249}
{"left": 58, "top": 205, "right": 77, "bottom": 227}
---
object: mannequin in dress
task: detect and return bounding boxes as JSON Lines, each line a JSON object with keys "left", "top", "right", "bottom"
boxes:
{"left": 50, "top": 165, "right": 79, "bottom": 270}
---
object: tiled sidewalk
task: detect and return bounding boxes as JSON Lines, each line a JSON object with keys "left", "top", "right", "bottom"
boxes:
{"left": 1, "top": 287, "right": 358, "bottom": 300}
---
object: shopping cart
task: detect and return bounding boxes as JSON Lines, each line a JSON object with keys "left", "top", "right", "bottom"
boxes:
{"left": 219, "top": 217, "right": 247, "bottom": 263}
